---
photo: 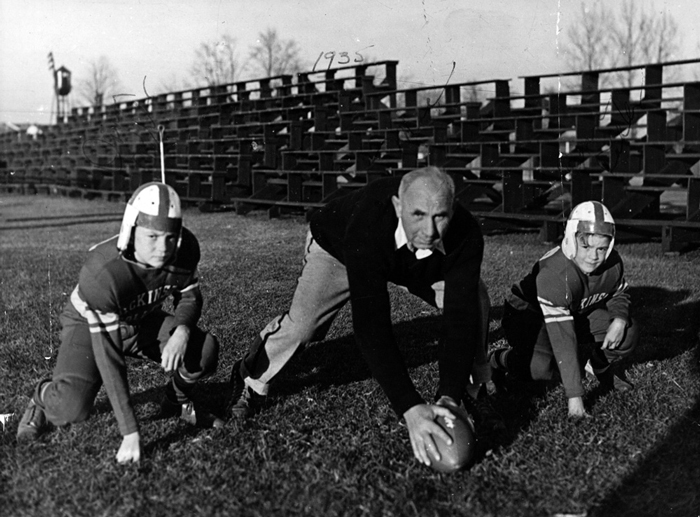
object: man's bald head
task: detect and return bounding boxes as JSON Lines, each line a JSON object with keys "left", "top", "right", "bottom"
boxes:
{"left": 398, "top": 166, "right": 455, "bottom": 202}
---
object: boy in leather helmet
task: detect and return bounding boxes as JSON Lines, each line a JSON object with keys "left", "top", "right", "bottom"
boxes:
{"left": 17, "top": 182, "right": 222, "bottom": 462}
{"left": 490, "top": 201, "right": 639, "bottom": 418}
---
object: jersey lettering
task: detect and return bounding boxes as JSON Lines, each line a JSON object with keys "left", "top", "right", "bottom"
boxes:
{"left": 579, "top": 291, "right": 609, "bottom": 310}
{"left": 123, "top": 284, "right": 177, "bottom": 319}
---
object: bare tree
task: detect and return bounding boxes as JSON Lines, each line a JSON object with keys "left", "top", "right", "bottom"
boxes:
{"left": 610, "top": 1, "right": 681, "bottom": 87}
{"left": 248, "top": 28, "right": 304, "bottom": 77}
{"left": 562, "top": 2, "right": 613, "bottom": 73}
{"left": 155, "top": 73, "right": 191, "bottom": 95}
{"left": 190, "top": 34, "right": 244, "bottom": 87}
{"left": 77, "top": 56, "right": 123, "bottom": 106}
{"left": 563, "top": 0, "right": 682, "bottom": 87}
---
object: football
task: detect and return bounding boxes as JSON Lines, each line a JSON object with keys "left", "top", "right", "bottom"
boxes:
{"left": 429, "top": 407, "right": 477, "bottom": 473}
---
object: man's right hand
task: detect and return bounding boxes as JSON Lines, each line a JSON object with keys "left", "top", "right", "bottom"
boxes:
{"left": 403, "top": 403, "right": 456, "bottom": 466}
{"left": 116, "top": 432, "right": 141, "bottom": 463}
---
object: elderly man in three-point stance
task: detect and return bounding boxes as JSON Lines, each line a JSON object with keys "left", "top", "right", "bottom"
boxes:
{"left": 230, "top": 166, "right": 491, "bottom": 467}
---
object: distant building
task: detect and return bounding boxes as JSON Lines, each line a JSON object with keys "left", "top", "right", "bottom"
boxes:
{"left": 0, "top": 121, "right": 47, "bottom": 140}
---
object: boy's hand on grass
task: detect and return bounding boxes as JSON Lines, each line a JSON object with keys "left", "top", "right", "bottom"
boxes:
{"left": 568, "top": 397, "right": 590, "bottom": 419}
{"left": 161, "top": 326, "right": 190, "bottom": 372}
{"left": 117, "top": 432, "right": 141, "bottom": 463}
{"left": 403, "top": 403, "right": 454, "bottom": 466}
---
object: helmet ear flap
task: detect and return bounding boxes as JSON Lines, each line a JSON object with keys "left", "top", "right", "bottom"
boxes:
{"left": 117, "top": 203, "right": 140, "bottom": 251}
{"left": 561, "top": 218, "right": 579, "bottom": 260}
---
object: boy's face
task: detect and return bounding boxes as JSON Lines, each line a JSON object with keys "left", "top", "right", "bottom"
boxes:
{"left": 133, "top": 226, "right": 177, "bottom": 268}
{"left": 573, "top": 233, "right": 611, "bottom": 274}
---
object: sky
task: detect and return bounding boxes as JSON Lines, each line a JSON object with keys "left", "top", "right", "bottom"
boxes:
{"left": 1, "top": 0, "right": 699, "bottom": 125}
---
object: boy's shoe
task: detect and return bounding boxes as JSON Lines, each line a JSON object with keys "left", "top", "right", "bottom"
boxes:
{"left": 229, "top": 360, "right": 265, "bottom": 419}
{"left": 160, "top": 398, "right": 224, "bottom": 428}
{"left": 17, "top": 399, "right": 47, "bottom": 442}
{"left": 487, "top": 348, "right": 510, "bottom": 394}
{"left": 598, "top": 369, "right": 634, "bottom": 391}
{"left": 463, "top": 389, "right": 507, "bottom": 433}
{"left": 585, "top": 362, "right": 634, "bottom": 391}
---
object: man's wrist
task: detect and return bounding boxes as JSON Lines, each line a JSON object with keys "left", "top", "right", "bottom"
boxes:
{"left": 435, "top": 395, "right": 458, "bottom": 407}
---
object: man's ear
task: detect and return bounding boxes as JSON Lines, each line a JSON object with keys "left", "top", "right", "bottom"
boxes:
{"left": 391, "top": 195, "right": 402, "bottom": 219}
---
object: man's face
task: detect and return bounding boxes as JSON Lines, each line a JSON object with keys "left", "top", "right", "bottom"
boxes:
{"left": 133, "top": 225, "right": 178, "bottom": 268}
{"left": 392, "top": 180, "right": 453, "bottom": 250}
{"left": 573, "top": 233, "right": 611, "bottom": 274}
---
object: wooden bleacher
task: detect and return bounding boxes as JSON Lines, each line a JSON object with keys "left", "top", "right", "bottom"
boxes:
{"left": 2, "top": 58, "right": 700, "bottom": 251}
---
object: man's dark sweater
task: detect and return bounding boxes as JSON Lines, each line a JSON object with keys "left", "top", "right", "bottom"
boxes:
{"left": 309, "top": 177, "right": 484, "bottom": 416}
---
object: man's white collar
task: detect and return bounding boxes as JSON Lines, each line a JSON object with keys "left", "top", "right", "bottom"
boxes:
{"left": 394, "top": 220, "right": 445, "bottom": 259}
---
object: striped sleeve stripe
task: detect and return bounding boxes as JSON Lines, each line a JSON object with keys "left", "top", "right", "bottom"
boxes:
{"left": 540, "top": 304, "right": 570, "bottom": 317}
{"left": 71, "top": 286, "right": 120, "bottom": 332}
{"left": 180, "top": 281, "right": 199, "bottom": 293}
{"left": 70, "top": 286, "right": 90, "bottom": 318}
{"left": 544, "top": 315, "right": 574, "bottom": 323}
{"left": 538, "top": 297, "right": 570, "bottom": 314}
{"left": 85, "top": 309, "right": 120, "bottom": 334}
{"left": 538, "top": 295, "right": 573, "bottom": 323}
{"left": 537, "top": 296, "right": 559, "bottom": 307}
{"left": 89, "top": 322, "right": 120, "bottom": 334}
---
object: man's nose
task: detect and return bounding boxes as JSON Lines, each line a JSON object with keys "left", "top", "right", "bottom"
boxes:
{"left": 424, "top": 218, "right": 438, "bottom": 237}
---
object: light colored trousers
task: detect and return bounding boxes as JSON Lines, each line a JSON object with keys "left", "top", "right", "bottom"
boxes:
{"left": 241, "top": 231, "right": 491, "bottom": 397}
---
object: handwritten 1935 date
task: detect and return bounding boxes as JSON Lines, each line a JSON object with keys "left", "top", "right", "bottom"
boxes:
{"left": 312, "top": 51, "right": 364, "bottom": 71}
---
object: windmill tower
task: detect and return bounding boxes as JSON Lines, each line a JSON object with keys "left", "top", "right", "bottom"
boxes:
{"left": 48, "top": 52, "right": 72, "bottom": 124}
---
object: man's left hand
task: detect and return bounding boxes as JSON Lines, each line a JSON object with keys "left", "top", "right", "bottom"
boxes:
{"left": 601, "top": 318, "right": 626, "bottom": 350}
{"left": 403, "top": 402, "right": 457, "bottom": 466}
{"left": 161, "top": 325, "right": 190, "bottom": 372}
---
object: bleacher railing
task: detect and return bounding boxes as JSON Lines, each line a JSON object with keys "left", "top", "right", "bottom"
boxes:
{"left": 2, "top": 58, "right": 700, "bottom": 251}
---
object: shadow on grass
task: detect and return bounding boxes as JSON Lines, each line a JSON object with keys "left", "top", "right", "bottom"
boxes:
{"left": 489, "top": 285, "right": 700, "bottom": 515}
{"left": 111, "top": 285, "right": 698, "bottom": 469}
{"left": 589, "top": 296, "right": 700, "bottom": 517}
{"left": 92, "top": 379, "right": 233, "bottom": 427}
{"left": 272, "top": 314, "right": 445, "bottom": 395}
{"left": 95, "top": 381, "right": 232, "bottom": 458}
{"left": 237, "top": 311, "right": 527, "bottom": 462}
{"left": 579, "top": 285, "right": 700, "bottom": 412}
{"left": 485, "top": 285, "right": 700, "bottom": 458}
{"left": 591, "top": 342, "right": 700, "bottom": 516}
{"left": 626, "top": 286, "right": 700, "bottom": 362}
{"left": 591, "top": 399, "right": 700, "bottom": 516}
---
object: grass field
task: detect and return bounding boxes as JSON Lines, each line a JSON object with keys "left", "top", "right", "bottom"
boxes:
{"left": 1, "top": 194, "right": 699, "bottom": 517}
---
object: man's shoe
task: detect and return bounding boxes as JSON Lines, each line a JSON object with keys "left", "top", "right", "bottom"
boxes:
{"left": 229, "top": 360, "right": 264, "bottom": 419}
{"left": 230, "top": 384, "right": 265, "bottom": 420}
{"left": 161, "top": 398, "right": 224, "bottom": 428}
{"left": 17, "top": 399, "right": 47, "bottom": 442}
